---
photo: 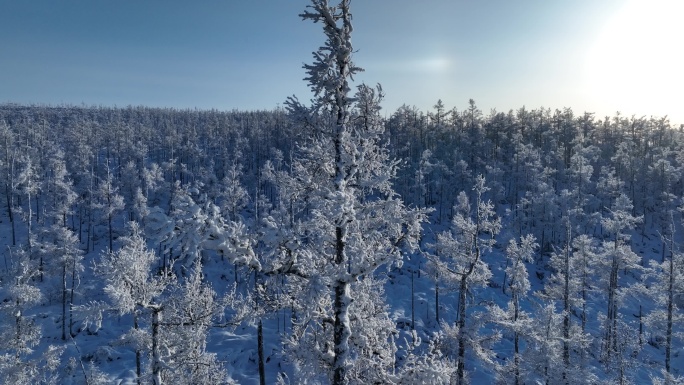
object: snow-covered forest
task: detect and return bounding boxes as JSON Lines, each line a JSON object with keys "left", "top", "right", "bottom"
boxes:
{"left": 2, "top": 1, "right": 683, "bottom": 384}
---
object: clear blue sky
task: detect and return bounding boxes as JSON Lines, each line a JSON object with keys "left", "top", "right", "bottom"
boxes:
{"left": 1, "top": 0, "right": 682, "bottom": 123}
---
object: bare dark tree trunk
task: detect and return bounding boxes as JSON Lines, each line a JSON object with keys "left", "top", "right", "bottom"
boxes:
{"left": 410, "top": 269, "right": 416, "bottom": 327}
{"left": 62, "top": 264, "right": 67, "bottom": 341}
{"left": 665, "top": 251, "right": 675, "bottom": 374}
{"left": 513, "top": 291, "right": 520, "bottom": 385}
{"left": 562, "top": 229, "right": 571, "bottom": 383}
{"left": 6, "top": 183, "right": 15, "bottom": 246}
{"left": 434, "top": 278, "right": 439, "bottom": 324}
{"left": 132, "top": 312, "right": 142, "bottom": 385}
{"left": 258, "top": 319, "right": 266, "bottom": 385}
{"left": 70, "top": 255, "right": 77, "bottom": 337}
{"left": 456, "top": 276, "right": 467, "bottom": 385}
{"left": 108, "top": 212, "right": 113, "bottom": 252}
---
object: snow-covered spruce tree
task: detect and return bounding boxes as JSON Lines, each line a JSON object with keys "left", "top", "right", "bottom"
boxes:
{"left": 163, "top": 183, "right": 210, "bottom": 270}
{"left": 645, "top": 212, "right": 684, "bottom": 380}
{"left": 40, "top": 224, "right": 84, "bottom": 340}
{"left": 92, "top": 221, "right": 244, "bottom": 385}
{"left": 430, "top": 175, "right": 501, "bottom": 384}
{"left": 121, "top": 160, "right": 143, "bottom": 222}
{"left": 132, "top": 186, "right": 149, "bottom": 225}
{"left": 344, "top": 276, "right": 398, "bottom": 383}
{"left": 142, "top": 162, "right": 164, "bottom": 203}
{"left": 489, "top": 234, "right": 537, "bottom": 385}
{"left": 93, "top": 222, "right": 172, "bottom": 385}
{"left": 566, "top": 142, "right": 600, "bottom": 232}
{"left": 524, "top": 302, "right": 565, "bottom": 385}
{"left": 15, "top": 152, "right": 39, "bottom": 254}
{"left": 0, "top": 247, "right": 65, "bottom": 384}
{"left": 146, "top": 182, "right": 260, "bottom": 275}
{"left": 161, "top": 264, "right": 234, "bottom": 385}
{"left": 598, "top": 193, "right": 642, "bottom": 364}
{"left": 540, "top": 230, "right": 596, "bottom": 384}
{"left": 571, "top": 234, "right": 600, "bottom": 334}
{"left": 219, "top": 161, "right": 250, "bottom": 222}
{"left": 280, "top": 2, "right": 427, "bottom": 383}
{"left": 0, "top": 124, "right": 19, "bottom": 246}
{"left": 92, "top": 161, "right": 124, "bottom": 252}
{"left": 42, "top": 146, "right": 78, "bottom": 228}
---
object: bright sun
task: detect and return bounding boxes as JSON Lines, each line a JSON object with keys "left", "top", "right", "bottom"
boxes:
{"left": 583, "top": 0, "right": 684, "bottom": 123}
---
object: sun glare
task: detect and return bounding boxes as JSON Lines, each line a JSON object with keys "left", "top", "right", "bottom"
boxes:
{"left": 583, "top": 0, "right": 683, "bottom": 122}
{"left": 419, "top": 57, "right": 452, "bottom": 72}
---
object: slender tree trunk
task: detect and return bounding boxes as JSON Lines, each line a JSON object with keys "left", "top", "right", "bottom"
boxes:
{"left": 439, "top": 182, "right": 444, "bottom": 223}
{"left": 15, "top": 298, "right": 21, "bottom": 359}
{"left": 70, "top": 256, "right": 77, "bottom": 337}
{"left": 88, "top": 206, "right": 94, "bottom": 253}
{"left": 456, "top": 197, "right": 484, "bottom": 385}
{"left": 412, "top": 269, "right": 416, "bottom": 328}
{"left": 332, "top": 74, "right": 351, "bottom": 385}
{"left": 436, "top": 273, "right": 439, "bottom": 324}
{"left": 637, "top": 305, "right": 643, "bottom": 346}
{"left": 78, "top": 205, "right": 83, "bottom": 244}
{"left": 134, "top": 312, "right": 142, "bottom": 385}
{"left": 502, "top": 262, "right": 508, "bottom": 295}
{"left": 258, "top": 319, "right": 266, "bottom": 385}
{"left": 333, "top": 222, "right": 351, "bottom": 385}
{"left": 457, "top": 277, "right": 467, "bottom": 385}
{"left": 562, "top": 234, "right": 571, "bottom": 382}
{"left": 544, "top": 311, "right": 552, "bottom": 385}
{"left": 332, "top": 278, "right": 351, "bottom": 385}
{"left": 6, "top": 146, "right": 16, "bottom": 246}
{"left": 62, "top": 264, "right": 67, "bottom": 341}
{"left": 605, "top": 250, "right": 619, "bottom": 360}
{"left": 27, "top": 191, "right": 32, "bottom": 250}
{"left": 6, "top": 183, "right": 15, "bottom": 246}
{"left": 108, "top": 212, "right": 113, "bottom": 252}
{"left": 513, "top": 293, "right": 520, "bottom": 385}
{"left": 665, "top": 253, "right": 674, "bottom": 374}
{"left": 151, "top": 307, "right": 163, "bottom": 385}
{"left": 36, "top": 191, "right": 41, "bottom": 224}
{"left": 581, "top": 262, "right": 588, "bottom": 334}
{"left": 256, "top": 275, "right": 266, "bottom": 385}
